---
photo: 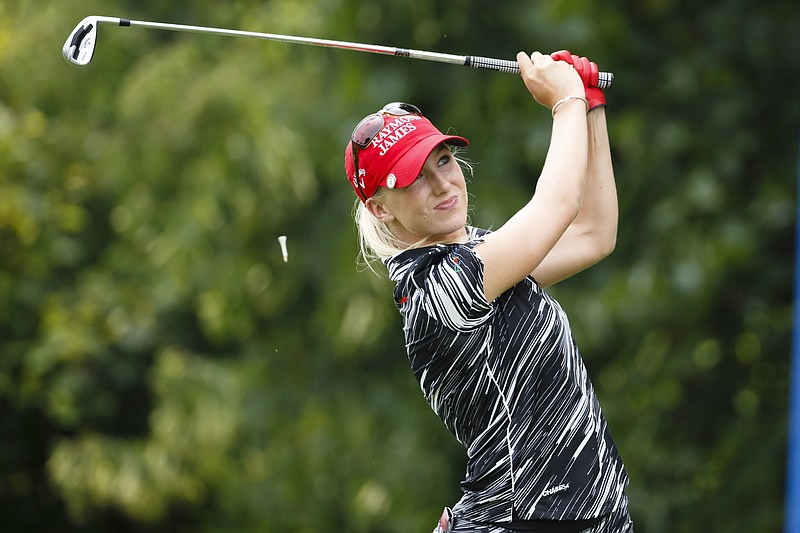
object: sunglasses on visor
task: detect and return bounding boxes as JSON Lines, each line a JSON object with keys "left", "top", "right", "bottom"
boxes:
{"left": 350, "top": 102, "right": 422, "bottom": 201}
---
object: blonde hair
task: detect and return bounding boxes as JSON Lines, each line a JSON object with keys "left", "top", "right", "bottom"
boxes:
{"left": 354, "top": 148, "right": 473, "bottom": 274}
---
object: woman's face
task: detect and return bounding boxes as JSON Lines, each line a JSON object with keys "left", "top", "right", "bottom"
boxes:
{"left": 370, "top": 144, "right": 469, "bottom": 246}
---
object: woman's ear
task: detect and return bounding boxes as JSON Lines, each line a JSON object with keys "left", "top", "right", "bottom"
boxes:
{"left": 366, "top": 197, "right": 395, "bottom": 223}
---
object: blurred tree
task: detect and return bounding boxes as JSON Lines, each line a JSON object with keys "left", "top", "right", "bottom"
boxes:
{"left": 0, "top": 0, "right": 797, "bottom": 531}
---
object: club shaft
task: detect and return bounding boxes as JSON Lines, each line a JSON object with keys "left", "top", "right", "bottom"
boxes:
{"left": 128, "top": 18, "right": 465, "bottom": 63}
{"left": 79, "top": 17, "right": 614, "bottom": 87}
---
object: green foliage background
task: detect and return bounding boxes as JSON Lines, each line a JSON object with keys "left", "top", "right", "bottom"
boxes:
{"left": 1, "top": 0, "right": 798, "bottom": 531}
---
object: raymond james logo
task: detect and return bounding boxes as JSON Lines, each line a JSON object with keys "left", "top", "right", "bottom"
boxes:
{"left": 541, "top": 483, "right": 570, "bottom": 497}
{"left": 371, "top": 115, "right": 422, "bottom": 156}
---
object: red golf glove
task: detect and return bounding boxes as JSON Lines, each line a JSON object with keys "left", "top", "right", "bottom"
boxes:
{"left": 551, "top": 50, "right": 606, "bottom": 111}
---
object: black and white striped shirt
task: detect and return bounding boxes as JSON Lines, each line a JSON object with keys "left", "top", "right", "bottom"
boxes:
{"left": 385, "top": 227, "right": 628, "bottom": 524}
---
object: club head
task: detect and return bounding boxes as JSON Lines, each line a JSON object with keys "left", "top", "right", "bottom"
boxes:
{"left": 63, "top": 16, "right": 120, "bottom": 67}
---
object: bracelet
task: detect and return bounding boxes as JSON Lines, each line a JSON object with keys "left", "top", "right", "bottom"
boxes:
{"left": 551, "top": 95, "right": 589, "bottom": 117}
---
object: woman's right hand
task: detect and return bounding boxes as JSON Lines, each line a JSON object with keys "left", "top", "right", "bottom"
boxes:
{"left": 516, "top": 51, "right": 584, "bottom": 109}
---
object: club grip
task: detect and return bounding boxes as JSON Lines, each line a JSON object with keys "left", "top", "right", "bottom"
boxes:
{"left": 465, "top": 56, "right": 520, "bottom": 74}
{"left": 465, "top": 55, "right": 614, "bottom": 89}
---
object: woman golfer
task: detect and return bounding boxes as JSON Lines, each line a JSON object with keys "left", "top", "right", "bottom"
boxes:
{"left": 344, "top": 50, "right": 633, "bottom": 533}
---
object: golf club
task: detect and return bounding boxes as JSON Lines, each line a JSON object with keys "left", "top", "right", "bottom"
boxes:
{"left": 63, "top": 16, "right": 614, "bottom": 89}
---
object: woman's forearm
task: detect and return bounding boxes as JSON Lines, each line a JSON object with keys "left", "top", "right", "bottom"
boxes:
{"left": 535, "top": 99, "right": 590, "bottom": 211}
{"left": 571, "top": 108, "right": 618, "bottom": 252}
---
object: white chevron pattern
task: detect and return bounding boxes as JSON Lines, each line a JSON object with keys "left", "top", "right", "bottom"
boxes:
{"left": 386, "top": 227, "right": 629, "bottom": 524}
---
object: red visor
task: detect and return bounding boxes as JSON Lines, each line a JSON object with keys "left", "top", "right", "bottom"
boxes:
{"left": 344, "top": 112, "right": 468, "bottom": 202}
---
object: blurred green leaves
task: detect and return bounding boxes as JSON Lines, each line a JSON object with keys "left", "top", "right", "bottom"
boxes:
{"left": 1, "top": 0, "right": 797, "bottom": 531}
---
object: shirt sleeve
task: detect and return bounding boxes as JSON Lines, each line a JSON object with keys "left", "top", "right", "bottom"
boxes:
{"left": 404, "top": 244, "right": 492, "bottom": 332}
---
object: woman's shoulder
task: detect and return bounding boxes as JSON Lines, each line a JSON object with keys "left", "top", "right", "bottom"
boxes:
{"left": 467, "top": 225, "right": 490, "bottom": 241}
{"left": 385, "top": 226, "right": 488, "bottom": 277}
{"left": 385, "top": 226, "right": 489, "bottom": 283}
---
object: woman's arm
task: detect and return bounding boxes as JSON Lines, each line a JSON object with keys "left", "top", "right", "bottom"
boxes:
{"left": 530, "top": 107, "right": 618, "bottom": 287}
{"left": 473, "top": 51, "right": 589, "bottom": 303}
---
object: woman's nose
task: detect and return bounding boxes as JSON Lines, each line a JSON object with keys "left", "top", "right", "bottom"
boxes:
{"left": 427, "top": 170, "right": 449, "bottom": 194}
